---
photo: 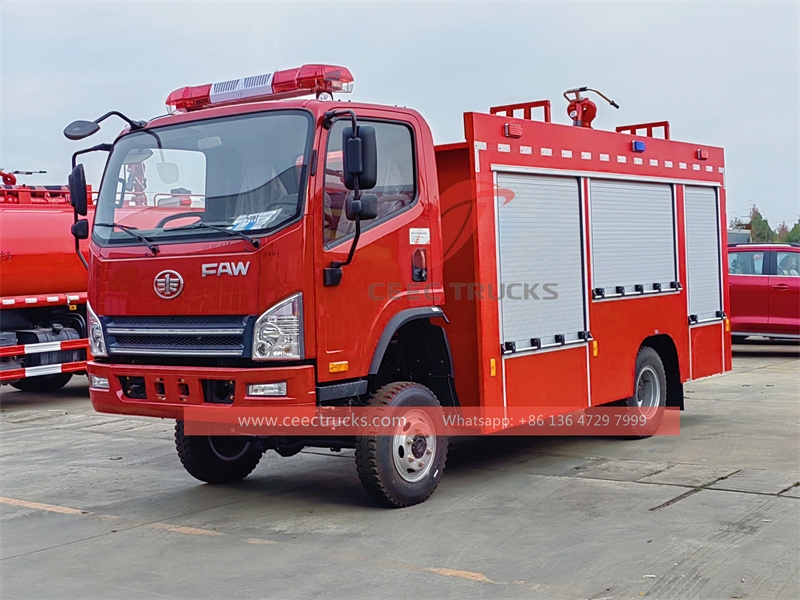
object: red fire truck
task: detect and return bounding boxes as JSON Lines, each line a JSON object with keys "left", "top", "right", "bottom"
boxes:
{"left": 65, "top": 65, "right": 731, "bottom": 507}
{"left": 0, "top": 171, "right": 92, "bottom": 392}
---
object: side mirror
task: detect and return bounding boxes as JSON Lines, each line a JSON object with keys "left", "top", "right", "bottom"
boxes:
{"left": 342, "top": 125, "right": 377, "bottom": 190}
{"left": 346, "top": 193, "right": 378, "bottom": 221}
{"left": 64, "top": 120, "right": 100, "bottom": 141}
{"left": 71, "top": 218, "right": 89, "bottom": 240}
{"left": 68, "top": 164, "right": 88, "bottom": 216}
{"left": 156, "top": 161, "right": 179, "bottom": 184}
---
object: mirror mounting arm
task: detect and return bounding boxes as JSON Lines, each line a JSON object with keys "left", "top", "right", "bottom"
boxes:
{"left": 95, "top": 110, "right": 147, "bottom": 132}
{"left": 323, "top": 109, "right": 364, "bottom": 287}
{"left": 71, "top": 143, "right": 113, "bottom": 170}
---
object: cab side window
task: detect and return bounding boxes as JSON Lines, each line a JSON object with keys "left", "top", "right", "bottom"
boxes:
{"left": 323, "top": 120, "right": 416, "bottom": 245}
{"left": 728, "top": 251, "right": 764, "bottom": 275}
{"left": 776, "top": 252, "right": 800, "bottom": 277}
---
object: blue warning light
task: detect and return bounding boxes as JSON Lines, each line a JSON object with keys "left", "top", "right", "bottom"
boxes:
{"left": 632, "top": 140, "right": 646, "bottom": 153}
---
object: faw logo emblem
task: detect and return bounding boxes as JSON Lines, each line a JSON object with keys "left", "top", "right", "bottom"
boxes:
{"left": 154, "top": 270, "right": 184, "bottom": 299}
{"left": 201, "top": 262, "right": 250, "bottom": 278}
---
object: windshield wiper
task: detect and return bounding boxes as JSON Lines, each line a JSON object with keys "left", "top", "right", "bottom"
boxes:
{"left": 168, "top": 222, "right": 260, "bottom": 249}
{"left": 95, "top": 222, "right": 159, "bottom": 256}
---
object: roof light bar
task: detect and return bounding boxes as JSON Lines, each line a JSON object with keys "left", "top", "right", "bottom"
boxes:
{"left": 166, "top": 64, "right": 354, "bottom": 113}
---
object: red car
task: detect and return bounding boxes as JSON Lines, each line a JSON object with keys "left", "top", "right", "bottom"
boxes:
{"left": 728, "top": 243, "right": 800, "bottom": 340}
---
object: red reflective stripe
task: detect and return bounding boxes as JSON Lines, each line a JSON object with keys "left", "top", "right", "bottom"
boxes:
{"left": 0, "top": 344, "right": 26, "bottom": 358}
{"left": 0, "top": 368, "right": 25, "bottom": 381}
{"left": 0, "top": 360, "right": 86, "bottom": 381}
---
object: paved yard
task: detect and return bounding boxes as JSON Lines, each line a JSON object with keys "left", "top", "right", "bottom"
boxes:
{"left": 1, "top": 343, "right": 798, "bottom": 599}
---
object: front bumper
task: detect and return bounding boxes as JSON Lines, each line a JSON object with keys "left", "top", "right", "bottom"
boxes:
{"left": 88, "top": 361, "right": 316, "bottom": 419}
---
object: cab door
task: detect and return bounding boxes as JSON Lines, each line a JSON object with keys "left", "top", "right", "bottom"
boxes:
{"left": 313, "top": 115, "right": 437, "bottom": 382}
{"left": 727, "top": 249, "right": 769, "bottom": 333}
{"left": 768, "top": 250, "right": 800, "bottom": 335}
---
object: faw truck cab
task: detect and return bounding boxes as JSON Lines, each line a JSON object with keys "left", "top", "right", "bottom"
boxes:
{"left": 66, "top": 64, "right": 731, "bottom": 507}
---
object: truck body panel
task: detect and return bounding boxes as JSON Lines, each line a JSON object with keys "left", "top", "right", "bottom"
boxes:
{"left": 0, "top": 184, "right": 92, "bottom": 385}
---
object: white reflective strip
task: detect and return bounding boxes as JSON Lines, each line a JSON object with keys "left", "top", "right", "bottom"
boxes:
{"left": 693, "top": 164, "right": 701, "bottom": 171}
{"left": 679, "top": 162, "right": 687, "bottom": 169}
{"left": 617, "top": 156, "right": 627, "bottom": 163}
{"left": 541, "top": 148, "right": 552, "bottom": 156}
{"left": 705, "top": 165, "right": 713, "bottom": 172}
{"left": 474, "top": 141, "right": 487, "bottom": 172}
{"left": 2, "top": 299, "right": 14, "bottom": 305}
{"left": 67, "top": 294, "right": 80, "bottom": 301}
{"left": 25, "top": 364, "right": 63, "bottom": 377}
{"left": 581, "top": 152, "right": 591, "bottom": 160}
{"left": 649, "top": 159, "right": 659, "bottom": 166}
{"left": 520, "top": 146, "right": 532, "bottom": 155}
{"left": 23, "top": 341, "right": 63, "bottom": 354}
{"left": 665, "top": 161, "right": 673, "bottom": 168}
{"left": 634, "top": 157, "right": 644, "bottom": 165}
{"left": 599, "top": 154, "right": 610, "bottom": 162}
{"left": 498, "top": 143, "right": 511, "bottom": 153}
{"left": 47, "top": 296, "right": 59, "bottom": 302}
{"left": 25, "top": 298, "right": 38, "bottom": 304}
{"left": 561, "top": 150, "right": 573, "bottom": 158}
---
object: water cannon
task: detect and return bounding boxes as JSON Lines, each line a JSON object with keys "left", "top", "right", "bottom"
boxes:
{"left": 563, "top": 87, "right": 619, "bottom": 128}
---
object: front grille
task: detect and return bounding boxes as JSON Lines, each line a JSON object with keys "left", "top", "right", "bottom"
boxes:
{"left": 115, "top": 334, "right": 243, "bottom": 348}
{"left": 104, "top": 315, "right": 251, "bottom": 357}
{"left": 110, "top": 315, "right": 245, "bottom": 326}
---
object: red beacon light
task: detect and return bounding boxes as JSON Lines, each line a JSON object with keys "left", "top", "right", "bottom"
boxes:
{"left": 166, "top": 64, "right": 354, "bottom": 113}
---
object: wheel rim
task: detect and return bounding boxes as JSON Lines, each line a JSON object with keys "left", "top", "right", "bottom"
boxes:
{"left": 208, "top": 436, "right": 252, "bottom": 462}
{"left": 391, "top": 409, "right": 436, "bottom": 483}
{"left": 635, "top": 366, "right": 661, "bottom": 409}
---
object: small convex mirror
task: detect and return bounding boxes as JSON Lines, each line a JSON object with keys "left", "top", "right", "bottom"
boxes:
{"left": 71, "top": 219, "right": 89, "bottom": 240}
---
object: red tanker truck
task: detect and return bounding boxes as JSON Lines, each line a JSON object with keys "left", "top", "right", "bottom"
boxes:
{"left": 0, "top": 170, "right": 92, "bottom": 392}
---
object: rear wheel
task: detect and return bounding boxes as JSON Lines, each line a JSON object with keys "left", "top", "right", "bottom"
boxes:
{"left": 174, "top": 420, "right": 264, "bottom": 484}
{"left": 355, "top": 382, "right": 448, "bottom": 508}
{"left": 624, "top": 346, "right": 667, "bottom": 438}
{"left": 9, "top": 373, "right": 73, "bottom": 393}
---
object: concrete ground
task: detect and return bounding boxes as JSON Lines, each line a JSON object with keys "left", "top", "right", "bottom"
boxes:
{"left": 1, "top": 343, "right": 798, "bottom": 599}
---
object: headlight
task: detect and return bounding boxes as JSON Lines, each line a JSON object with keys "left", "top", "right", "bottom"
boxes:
{"left": 86, "top": 302, "right": 107, "bottom": 357}
{"left": 252, "top": 293, "right": 303, "bottom": 360}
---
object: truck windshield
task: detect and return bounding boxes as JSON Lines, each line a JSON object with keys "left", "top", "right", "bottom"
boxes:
{"left": 94, "top": 110, "right": 313, "bottom": 246}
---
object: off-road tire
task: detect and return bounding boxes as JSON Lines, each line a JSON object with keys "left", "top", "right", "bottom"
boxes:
{"left": 175, "top": 420, "right": 264, "bottom": 484}
{"left": 355, "top": 382, "right": 448, "bottom": 508}
{"left": 10, "top": 373, "right": 73, "bottom": 393}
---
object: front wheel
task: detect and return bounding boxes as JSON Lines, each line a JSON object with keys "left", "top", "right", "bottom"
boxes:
{"left": 9, "top": 373, "right": 73, "bottom": 393}
{"left": 355, "top": 382, "right": 448, "bottom": 508}
{"left": 174, "top": 420, "right": 264, "bottom": 484}
{"left": 624, "top": 346, "right": 667, "bottom": 438}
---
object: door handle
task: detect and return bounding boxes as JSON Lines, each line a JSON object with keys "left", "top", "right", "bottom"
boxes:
{"left": 412, "top": 248, "right": 428, "bottom": 283}
{"left": 771, "top": 284, "right": 790, "bottom": 290}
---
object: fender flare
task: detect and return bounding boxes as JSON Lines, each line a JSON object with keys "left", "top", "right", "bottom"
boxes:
{"left": 368, "top": 306, "right": 448, "bottom": 375}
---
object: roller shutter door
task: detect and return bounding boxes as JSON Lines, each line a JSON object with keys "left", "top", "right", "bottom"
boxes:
{"left": 496, "top": 174, "right": 586, "bottom": 351}
{"left": 685, "top": 186, "right": 722, "bottom": 322}
{"left": 590, "top": 180, "right": 677, "bottom": 295}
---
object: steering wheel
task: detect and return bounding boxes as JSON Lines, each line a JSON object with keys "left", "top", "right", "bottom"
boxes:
{"left": 155, "top": 212, "right": 203, "bottom": 229}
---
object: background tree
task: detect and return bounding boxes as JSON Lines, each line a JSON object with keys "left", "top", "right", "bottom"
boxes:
{"left": 749, "top": 205, "right": 776, "bottom": 242}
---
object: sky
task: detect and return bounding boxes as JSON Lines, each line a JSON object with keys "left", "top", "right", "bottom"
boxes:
{"left": 1, "top": 1, "right": 798, "bottom": 226}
